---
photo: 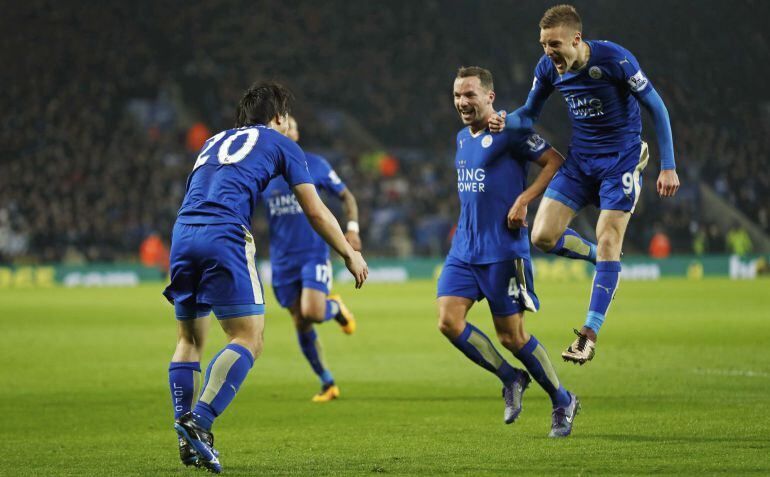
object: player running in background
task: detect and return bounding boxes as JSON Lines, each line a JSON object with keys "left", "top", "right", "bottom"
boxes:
{"left": 163, "top": 82, "right": 368, "bottom": 472}
{"left": 438, "top": 66, "right": 579, "bottom": 437}
{"left": 489, "top": 4, "right": 680, "bottom": 364}
{"left": 262, "top": 115, "right": 361, "bottom": 402}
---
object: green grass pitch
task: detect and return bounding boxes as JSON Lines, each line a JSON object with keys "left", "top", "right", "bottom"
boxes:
{"left": 2, "top": 277, "right": 769, "bottom": 476}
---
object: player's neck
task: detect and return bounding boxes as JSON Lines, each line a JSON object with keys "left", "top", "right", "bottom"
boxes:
{"left": 469, "top": 112, "right": 493, "bottom": 136}
{"left": 571, "top": 41, "right": 591, "bottom": 72}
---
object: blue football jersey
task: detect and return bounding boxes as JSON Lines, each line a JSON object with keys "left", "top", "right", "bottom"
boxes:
{"left": 177, "top": 125, "right": 312, "bottom": 227}
{"left": 262, "top": 152, "right": 347, "bottom": 267}
{"left": 448, "top": 127, "right": 551, "bottom": 264}
{"left": 531, "top": 40, "right": 654, "bottom": 152}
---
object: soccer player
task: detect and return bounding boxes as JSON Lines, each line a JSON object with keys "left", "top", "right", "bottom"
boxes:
{"left": 163, "top": 82, "right": 368, "bottom": 472}
{"left": 489, "top": 4, "right": 680, "bottom": 364}
{"left": 438, "top": 66, "right": 579, "bottom": 437}
{"left": 262, "top": 115, "right": 361, "bottom": 402}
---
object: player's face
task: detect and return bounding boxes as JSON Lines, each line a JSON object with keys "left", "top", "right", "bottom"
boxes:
{"left": 287, "top": 117, "right": 300, "bottom": 142}
{"left": 453, "top": 76, "right": 494, "bottom": 129}
{"left": 540, "top": 25, "right": 581, "bottom": 74}
{"left": 271, "top": 114, "right": 291, "bottom": 135}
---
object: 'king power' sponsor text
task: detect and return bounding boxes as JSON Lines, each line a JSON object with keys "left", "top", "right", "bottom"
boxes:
{"left": 457, "top": 168, "right": 486, "bottom": 192}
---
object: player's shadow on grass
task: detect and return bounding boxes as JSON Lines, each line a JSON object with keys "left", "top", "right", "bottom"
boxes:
{"left": 267, "top": 395, "right": 502, "bottom": 403}
{"left": 592, "top": 434, "right": 770, "bottom": 444}
{"left": 348, "top": 395, "right": 506, "bottom": 402}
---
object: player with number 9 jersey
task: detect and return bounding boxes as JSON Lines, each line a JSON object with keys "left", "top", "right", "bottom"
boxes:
{"left": 488, "top": 5, "right": 680, "bottom": 367}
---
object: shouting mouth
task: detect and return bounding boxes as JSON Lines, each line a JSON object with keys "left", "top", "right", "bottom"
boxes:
{"left": 550, "top": 55, "right": 566, "bottom": 71}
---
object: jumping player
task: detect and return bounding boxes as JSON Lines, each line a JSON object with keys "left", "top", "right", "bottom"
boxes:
{"left": 438, "top": 66, "right": 579, "bottom": 437}
{"left": 489, "top": 4, "right": 680, "bottom": 364}
{"left": 263, "top": 115, "right": 361, "bottom": 402}
{"left": 163, "top": 82, "right": 367, "bottom": 472}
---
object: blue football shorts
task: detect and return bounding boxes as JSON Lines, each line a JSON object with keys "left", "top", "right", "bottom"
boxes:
{"left": 271, "top": 257, "right": 333, "bottom": 308}
{"left": 437, "top": 255, "right": 539, "bottom": 316}
{"left": 163, "top": 222, "right": 265, "bottom": 320}
{"left": 544, "top": 140, "right": 649, "bottom": 213}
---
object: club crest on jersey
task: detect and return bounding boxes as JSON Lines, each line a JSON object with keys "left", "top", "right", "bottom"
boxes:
{"left": 627, "top": 70, "right": 649, "bottom": 92}
{"left": 589, "top": 66, "right": 602, "bottom": 79}
{"left": 481, "top": 135, "right": 493, "bottom": 148}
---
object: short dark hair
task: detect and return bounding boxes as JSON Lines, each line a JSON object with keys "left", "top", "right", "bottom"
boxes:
{"left": 235, "top": 81, "right": 295, "bottom": 127}
{"left": 540, "top": 4, "right": 582, "bottom": 32}
{"left": 456, "top": 66, "right": 494, "bottom": 91}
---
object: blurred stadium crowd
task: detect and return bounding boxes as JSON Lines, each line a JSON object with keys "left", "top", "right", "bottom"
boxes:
{"left": 2, "top": 1, "right": 768, "bottom": 264}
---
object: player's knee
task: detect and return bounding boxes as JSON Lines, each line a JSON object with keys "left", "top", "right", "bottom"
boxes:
{"left": 532, "top": 230, "right": 557, "bottom": 253}
{"left": 226, "top": 322, "right": 265, "bottom": 359}
{"left": 597, "top": 233, "right": 621, "bottom": 258}
{"left": 300, "top": 310, "right": 324, "bottom": 323}
{"left": 531, "top": 223, "right": 560, "bottom": 252}
{"left": 239, "top": 332, "right": 264, "bottom": 359}
{"left": 174, "top": 339, "right": 203, "bottom": 362}
{"left": 497, "top": 330, "right": 528, "bottom": 352}
{"left": 176, "top": 334, "right": 205, "bottom": 356}
{"left": 300, "top": 301, "right": 325, "bottom": 323}
{"left": 437, "top": 315, "right": 465, "bottom": 340}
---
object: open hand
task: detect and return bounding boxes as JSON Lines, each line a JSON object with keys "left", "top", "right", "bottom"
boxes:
{"left": 344, "top": 251, "right": 368, "bottom": 288}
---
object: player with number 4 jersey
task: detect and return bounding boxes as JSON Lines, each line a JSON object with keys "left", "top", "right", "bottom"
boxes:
{"left": 163, "top": 82, "right": 367, "bottom": 473}
{"left": 261, "top": 115, "right": 362, "bottom": 403}
{"left": 438, "top": 66, "right": 579, "bottom": 438}
{"left": 489, "top": 5, "right": 680, "bottom": 365}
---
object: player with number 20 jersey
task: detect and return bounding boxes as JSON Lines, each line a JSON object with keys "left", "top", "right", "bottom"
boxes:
{"left": 162, "top": 82, "right": 367, "bottom": 473}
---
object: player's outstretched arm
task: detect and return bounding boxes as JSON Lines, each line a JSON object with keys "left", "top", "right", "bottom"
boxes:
{"left": 339, "top": 187, "right": 362, "bottom": 251}
{"left": 293, "top": 183, "right": 368, "bottom": 288}
{"left": 507, "top": 148, "right": 565, "bottom": 229}
{"left": 489, "top": 82, "right": 551, "bottom": 133}
{"left": 637, "top": 88, "right": 680, "bottom": 197}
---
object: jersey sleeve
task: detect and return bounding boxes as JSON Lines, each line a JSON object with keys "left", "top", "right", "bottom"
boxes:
{"left": 605, "top": 46, "right": 654, "bottom": 98}
{"left": 529, "top": 58, "right": 555, "bottom": 106}
{"left": 277, "top": 139, "right": 313, "bottom": 186}
{"left": 508, "top": 58, "right": 554, "bottom": 130}
{"left": 508, "top": 128, "right": 552, "bottom": 162}
{"left": 314, "top": 156, "right": 347, "bottom": 196}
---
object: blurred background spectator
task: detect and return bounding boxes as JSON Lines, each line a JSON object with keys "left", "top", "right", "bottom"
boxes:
{"left": 1, "top": 0, "right": 768, "bottom": 264}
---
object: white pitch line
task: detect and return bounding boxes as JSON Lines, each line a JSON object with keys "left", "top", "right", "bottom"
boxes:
{"left": 693, "top": 368, "right": 770, "bottom": 379}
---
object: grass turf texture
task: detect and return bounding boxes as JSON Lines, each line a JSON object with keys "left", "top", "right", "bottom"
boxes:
{"left": 2, "top": 278, "right": 769, "bottom": 476}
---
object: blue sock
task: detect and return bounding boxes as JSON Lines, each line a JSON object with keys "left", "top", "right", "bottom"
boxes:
{"left": 514, "top": 336, "right": 570, "bottom": 408}
{"left": 298, "top": 329, "right": 334, "bottom": 385}
{"left": 324, "top": 299, "right": 340, "bottom": 322}
{"left": 450, "top": 323, "right": 518, "bottom": 386}
{"left": 548, "top": 228, "right": 597, "bottom": 264}
{"left": 193, "top": 344, "right": 254, "bottom": 430}
{"left": 168, "top": 362, "right": 201, "bottom": 419}
{"left": 585, "top": 261, "right": 621, "bottom": 334}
